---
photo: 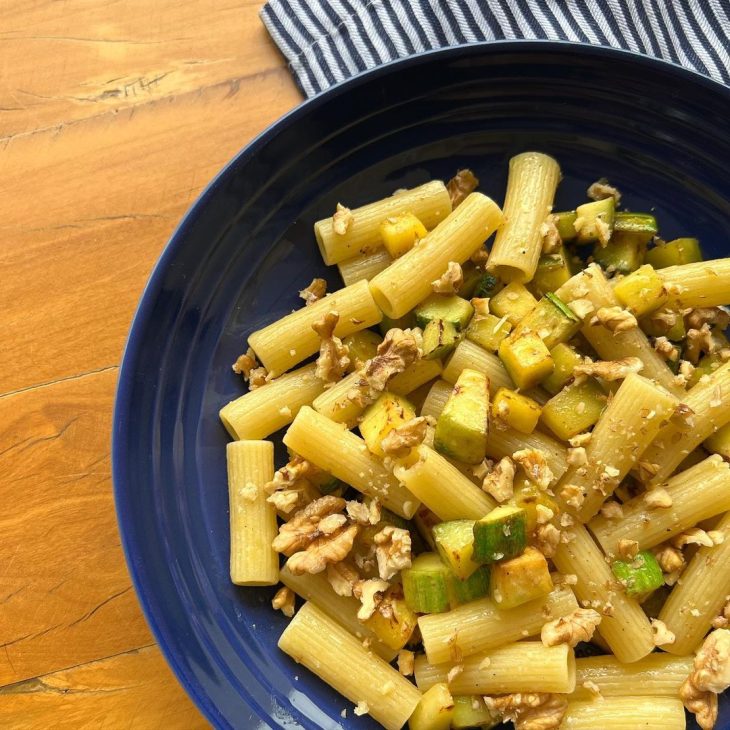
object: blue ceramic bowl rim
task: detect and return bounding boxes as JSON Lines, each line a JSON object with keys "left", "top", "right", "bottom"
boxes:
{"left": 112, "top": 39, "right": 730, "bottom": 727}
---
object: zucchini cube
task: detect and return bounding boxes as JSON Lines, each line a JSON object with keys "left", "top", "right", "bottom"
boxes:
{"left": 415, "top": 294, "right": 474, "bottom": 331}
{"left": 574, "top": 197, "right": 615, "bottom": 245}
{"left": 465, "top": 312, "right": 512, "bottom": 352}
{"left": 533, "top": 248, "right": 572, "bottom": 296}
{"left": 510, "top": 477, "right": 560, "bottom": 534}
{"left": 422, "top": 318, "right": 458, "bottom": 360}
{"left": 490, "top": 282, "right": 538, "bottom": 326}
{"left": 498, "top": 334, "right": 554, "bottom": 390}
{"left": 359, "top": 392, "right": 416, "bottom": 456}
{"left": 472, "top": 505, "right": 527, "bottom": 564}
{"left": 342, "top": 330, "right": 382, "bottom": 371}
{"left": 379, "top": 311, "right": 416, "bottom": 336}
{"left": 541, "top": 343, "right": 582, "bottom": 395}
{"left": 508, "top": 293, "right": 580, "bottom": 349}
{"left": 432, "top": 519, "right": 480, "bottom": 579}
{"left": 402, "top": 553, "right": 450, "bottom": 614}
{"left": 447, "top": 565, "right": 490, "bottom": 607}
{"left": 540, "top": 380, "right": 606, "bottom": 441}
{"left": 611, "top": 550, "right": 663, "bottom": 599}
{"left": 593, "top": 232, "right": 645, "bottom": 274}
{"left": 614, "top": 263, "right": 668, "bottom": 316}
{"left": 408, "top": 683, "right": 454, "bottom": 730}
{"left": 452, "top": 697, "right": 498, "bottom": 729}
{"left": 490, "top": 546, "right": 554, "bottom": 609}
{"left": 378, "top": 211, "right": 427, "bottom": 258}
{"left": 639, "top": 306, "right": 686, "bottom": 341}
{"left": 492, "top": 387, "right": 542, "bottom": 434}
{"left": 645, "top": 237, "right": 703, "bottom": 269}
{"left": 554, "top": 210, "right": 578, "bottom": 241}
{"left": 613, "top": 211, "right": 658, "bottom": 246}
{"left": 363, "top": 585, "right": 418, "bottom": 650}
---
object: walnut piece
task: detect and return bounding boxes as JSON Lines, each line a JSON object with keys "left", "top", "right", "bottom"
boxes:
{"left": 686, "top": 323, "right": 716, "bottom": 364}
{"left": 312, "top": 311, "right": 350, "bottom": 385}
{"left": 332, "top": 202, "right": 353, "bottom": 235}
{"left": 272, "top": 495, "right": 345, "bottom": 555}
{"left": 587, "top": 178, "right": 622, "bottom": 205}
{"left": 541, "top": 608, "right": 601, "bottom": 647}
{"left": 653, "top": 335, "right": 680, "bottom": 362}
{"left": 265, "top": 456, "right": 316, "bottom": 515}
{"left": 686, "top": 307, "right": 730, "bottom": 331}
{"left": 574, "top": 356, "right": 643, "bottom": 382}
{"left": 349, "top": 328, "right": 421, "bottom": 407}
{"left": 431, "top": 261, "right": 463, "bottom": 295}
{"left": 485, "top": 693, "right": 567, "bottom": 730}
{"left": 353, "top": 577, "right": 389, "bottom": 620}
{"left": 380, "top": 416, "right": 429, "bottom": 458}
{"left": 644, "top": 487, "right": 673, "bottom": 508}
{"left": 513, "top": 449, "right": 555, "bottom": 490}
{"left": 481, "top": 456, "right": 516, "bottom": 503}
{"left": 373, "top": 525, "right": 412, "bottom": 581}
{"left": 232, "top": 347, "right": 269, "bottom": 389}
{"left": 617, "top": 538, "right": 639, "bottom": 560}
{"left": 673, "top": 528, "right": 715, "bottom": 549}
{"left": 397, "top": 649, "right": 415, "bottom": 676}
{"left": 299, "top": 277, "right": 327, "bottom": 306}
{"left": 600, "top": 501, "right": 624, "bottom": 520}
{"left": 566, "top": 447, "right": 588, "bottom": 467}
{"left": 654, "top": 544, "right": 685, "bottom": 575}
{"left": 651, "top": 618, "right": 675, "bottom": 646}
{"left": 680, "top": 677, "right": 718, "bottom": 730}
{"left": 712, "top": 599, "right": 730, "bottom": 630}
{"left": 540, "top": 214, "right": 562, "bottom": 254}
{"left": 346, "top": 499, "right": 381, "bottom": 526}
{"left": 326, "top": 560, "right": 359, "bottom": 596}
{"left": 589, "top": 306, "right": 638, "bottom": 333}
{"left": 272, "top": 586, "right": 295, "bottom": 617}
{"left": 286, "top": 522, "right": 360, "bottom": 575}
{"left": 560, "top": 483, "right": 585, "bottom": 511}
{"left": 534, "top": 523, "right": 561, "bottom": 558}
{"left": 447, "top": 168, "right": 479, "bottom": 208}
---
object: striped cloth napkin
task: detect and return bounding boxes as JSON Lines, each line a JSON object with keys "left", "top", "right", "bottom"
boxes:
{"left": 260, "top": 0, "right": 730, "bottom": 97}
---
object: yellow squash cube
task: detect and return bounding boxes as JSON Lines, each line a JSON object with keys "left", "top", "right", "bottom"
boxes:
{"left": 465, "top": 313, "right": 512, "bottom": 352}
{"left": 540, "top": 380, "right": 606, "bottom": 441}
{"left": 363, "top": 586, "right": 418, "bottom": 650}
{"left": 408, "top": 683, "right": 454, "bottom": 730}
{"left": 359, "top": 392, "right": 416, "bottom": 456}
{"left": 490, "top": 546, "right": 554, "bottom": 609}
{"left": 490, "top": 282, "right": 538, "bottom": 326}
{"left": 614, "top": 263, "right": 668, "bottom": 316}
{"left": 492, "top": 387, "right": 542, "bottom": 434}
{"left": 379, "top": 212, "right": 428, "bottom": 258}
{"left": 541, "top": 343, "right": 582, "bottom": 395}
{"left": 498, "top": 334, "right": 554, "bottom": 390}
{"left": 511, "top": 476, "right": 560, "bottom": 534}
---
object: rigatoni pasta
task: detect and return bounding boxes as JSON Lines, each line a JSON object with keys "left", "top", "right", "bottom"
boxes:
{"left": 337, "top": 248, "right": 393, "bottom": 286}
{"left": 560, "top": 697, "right": 686, "bottom": 729}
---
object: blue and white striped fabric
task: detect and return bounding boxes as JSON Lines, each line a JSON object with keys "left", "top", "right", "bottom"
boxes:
{"left": 260, "top": 0, "right": 730, "bottom": 97}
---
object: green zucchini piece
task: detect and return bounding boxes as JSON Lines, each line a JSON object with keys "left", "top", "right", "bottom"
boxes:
{"left": 611, "top": 550, "right": 664, "bottom": 598}
{"left": 379, "top": 311, "right": 416, "bottom": 336}
{"left": 433, "top": 368, "right": 489, "bottom": 464}
{"left": 593, "top": 231, "right": 645, "bottom": 274}
{"left": 316, "top": 475, "right": 347, "bottom": 496}
{"left": 409, "top": 683, "right": 454, "bottom": 730}
{"left": 554, "top": 210, "right": 578, "bottom": 241}
{"left": 402, "top": 553, "right": 450, "bottom": 614}
{"left": 460, "top": 261, "right": 484, "bottom": 299}
{"left": 465, "top": 313, "right": 512, "bottom": 352}
{"left": 472, "top": 505, "right": 527, "bottom": 564}
{"left": 507, "top": 294, "right": 580, "bottom": 350}
{"left": 422, "top": 319, "right": 459, "bottom": 360}
{"left": 574, "top": 197, "right": 615, "bottom": 245}
{"left": 415, "top": 294, "right": 474, "bottom": 331}
{"left": 540, "top": 380, "right": 606, "bottom": 441}
{"left": 432, "top": 519, "right": 480, "bottom": 579}
{"left": 448, "top": 564, "right": 490, "bottom": 607}
{"left": 533, "top": 249, "right": 572, "bottom": 296}
{"left": 613, "top": 212, "right": 658, "bottom": 245}
{"left": 542, "top": 343, "right": 582, "bottom": 395}
{"left": 645, "top": 237, "right": 703, "bottom": 269}
{"left": 473, "top": 271, "right": 503, "bottom": 299}
{"left": 452, "top": 696, "right": 500, "bottom": 729}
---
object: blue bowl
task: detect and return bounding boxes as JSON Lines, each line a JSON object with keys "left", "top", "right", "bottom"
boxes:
{"left": 113, "top": 41, "right": 730, "bottom": 729}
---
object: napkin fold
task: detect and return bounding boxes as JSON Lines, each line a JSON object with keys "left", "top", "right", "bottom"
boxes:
{"left": 261, "top": 0, "right": 730, "bottom": 97}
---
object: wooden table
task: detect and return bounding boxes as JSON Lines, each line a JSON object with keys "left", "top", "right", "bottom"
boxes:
{"left": 0, "top": 3, "right": 301, "bottom": 726}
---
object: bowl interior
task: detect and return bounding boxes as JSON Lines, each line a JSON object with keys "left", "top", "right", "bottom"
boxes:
{"left": 114, "top": 42, "right": 730, "bottom": 729}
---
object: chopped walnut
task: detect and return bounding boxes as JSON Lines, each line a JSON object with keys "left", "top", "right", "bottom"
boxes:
{"left": 346, "top": 499, "right": 381, "bottom": 526}
{"left": 431, "top": 261, "right": 463, "bottom": 295}
{"left": 654, "top": 544, "right": 685, "bottom": 575}
{"left": 232, "top": 347, "right": 269, "bottom": 389}
{"left": 471, "top": 297, "right": 491, "bottom": 321}
{"left": 373, "top": 526, "right": 412, "bottom": 581}
{"left": 397, "top": 649, "right": 415, "bottom": 676}
{"left": 535, "top": 523, "right": 561, "bottom": 558}
{"left": 312, "top": 311, "right": 350, "bottom": 385}
{"left": 647, "top": 308, "right": 680, "bottom": 335}
{"left": 447, "top": 664, "right": 464, "bottom": 684}
{"left": 644, "top": 487, "right": 673, "bottom": 508}
{"left": 541, "top": 608, "right": 601, "bottom": 648}
{"left": 540, "top": 214, "right": 562, "bottom": 254}
{"left": 672, "top": 359, "right": 696, "bottom": 388}
{"left": 353, "top": 700, "right": 369, "bottom": 717}
{"left": 513, "top": 449, "right": 555, "bottom": 490}
{"left": 470, "top": 247, "right": 489, "bottom": 266}
{"left": 380, "top": 416, "right": 429, "bottom": 458}
{"left": 566, "top": 447, "right": 588, "bottom": 467}
{"left": 651, "top": 618, "right": 675, "bottom": 646}
{"left": 326, "top": 560, "right": 359, "bottom": 596}
{"left": 569, "top": 432, "right": 592, "bottom": 448}
{"left": 447, "top": 168, "right": 479, "bottom": 208}
{"left": 481, "top": 456, "right": 516, "bottom": 503}
{"left": 587, "top": 178, "right": 622, "bottom": 205}
{"left": 574, "top": 356, "right": 643, "bottom": 381}
{"left": 712, "top": 599, "right": 730, "bottom": 630}
{"left": 332, "top": 202, "right": 353, "bottom": 235}
{"left": 286, "top": 522, "right": 360, "bottom": 575}
{"left": 686, "top": 307, "right": 730, "bottom": 331}
{"left": 600, "top": 500, "right": 624, "bottom": 520}
{"left": 484, "top": 693, "right": 567, "bottom": 730}
{"left": 267, "top": 490, "right": 302, "bottom": 514}
{"left": 273, "top": 495, "right": 346, "bottom": 555}
{"left": 686, "top": 323, "right": 716, "bottom": 364}
{"left": 353, "top": 577, "right": 389, "bottom": 620}
{"left": 680, "top": 677, "right": 718, "bottom": 730}
{"left": 560, "top": 483, "right": 585, "bottom": 510}
{"left": 568, "top": 298, "right": 595, "bottom": 321}
{"left": 589, "top": 306, "right": 638, "bottom": 333}
{"left": 349, "top": 328, "right": 421, "bottom": 406}
{"left": 536, "top": 504, "right": 555, "bottom": 525}
{"left": 299, "top": 277, "right": 327, "bottom": 306}
{"left": 673, "top": 528, "right": 715, "bottom": 549}
{"left": 637, "top": 460, "right": 661, "bottom": 483}
{"left": 653, "top": 336, "right": 679, "bottom": 362}
{"left": 265, "top": 456, "right": 316, "bottom": 515}
{"left": 617, "top": 538, "right": 639, "bottom": 560}
{"left": 272, "top": 586, "right": 295, "bottom": 617}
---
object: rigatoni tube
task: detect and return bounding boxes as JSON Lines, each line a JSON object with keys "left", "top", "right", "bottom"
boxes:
{"left": 660, "top": 257, "right": 730, "bottom": 308}
{"left": 557, "top": 373, "right": 678, "bottom": 521}
{"left": 442, "top": 339, "right": 514, "bottom": 392}
{"left": 248, "top": 280, "right": 382, "bottom": 376}
{"left": 415, "top": 642, "right": 576, "bottom": 694}
{"left": 283, "top": 406, "right": 419, "bottom": 518}
{"left": 552, "top": 525, "right": 654, "bottom": 663}
{"left": 589, "top": 455, "right": 730, "bottom": 554}
{"left": 658, "top": 511, "right": 730, "bottom": 655}
{"left": 278, "top": 602, "right": 421, "bottom": 730}
{"left": 418, "top": 587, "right": 578, "bottom": 665}
{"left": 338, "top": 248, "right": 392, "bottom": 286}
{"left": 369, "top": 192, "right": 503, "bottom": 319}
{"left": 219, "top": 363, "right": 325, "bottom": 440}
{"left": 560, "top": 698, "right": 686, "bottom": 730}
{"left": 315, "top": 180, "right": 451, "bottom": 265}
{"left": 226, "top": 440, "right": 278, "bottom": 585}
{"left": 487, "top": 151, "right": 561, "bottom": 283}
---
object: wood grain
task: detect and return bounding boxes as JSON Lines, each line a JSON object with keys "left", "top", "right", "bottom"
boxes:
{"left": 0, "top": 0, "right": 301, "bottom": 725}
